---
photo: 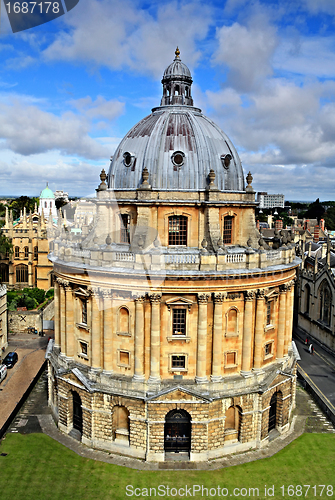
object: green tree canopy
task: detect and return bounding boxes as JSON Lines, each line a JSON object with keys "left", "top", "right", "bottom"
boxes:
{"left": 9, "top": 196, "right": 39, "bottom": 220}
{"left": 0, "top": 232, "right": 12, "bottom": 258}
{"left": 303, "top": 198, "right": 325, "bottom": 222}
{"left": 325, "top": 206, "right": 335, "bottom": 231}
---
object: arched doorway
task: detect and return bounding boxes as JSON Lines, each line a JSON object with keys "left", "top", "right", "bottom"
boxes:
{"left": 72, "top": 391, "right": 83, "bottom": 435}
{"left": 164, "top": 409, "right": 191, "bottom": 453}
{"left": 268, "top": 393, "right": 277, "bottom": 431}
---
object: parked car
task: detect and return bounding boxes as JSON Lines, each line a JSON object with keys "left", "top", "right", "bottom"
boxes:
{"left": 3, "top": 352, "right": 18, "bottom": 368}
{"left": 0, "top": 364, "right": 7, "bottom": 383}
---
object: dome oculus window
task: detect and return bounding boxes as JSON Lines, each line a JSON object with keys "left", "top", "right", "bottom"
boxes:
{"left": 123, "top": 152, "right": 134, "bottom": 168}
{"left": 221, "top": 154, "right": 232, "bottom": 169}
{"left": 171, "top": 151, "right": 185, "bottom": 168}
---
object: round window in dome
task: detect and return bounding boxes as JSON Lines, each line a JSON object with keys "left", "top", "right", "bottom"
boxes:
{"left": 221, "top": 154, "right": 232, "bottom": 169}
{"left": 123, "top": 152, "right": 134, "bottom": 167}
{"left": 171, "top": 151, "right": 185, "bottom": 167}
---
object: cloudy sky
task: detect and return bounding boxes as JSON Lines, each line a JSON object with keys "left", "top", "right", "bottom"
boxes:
{"left": 1, "top": 0, "right": 335, "bottom": 201}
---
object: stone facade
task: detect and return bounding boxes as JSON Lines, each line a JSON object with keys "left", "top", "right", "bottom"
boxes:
{"left": 47, "top": 50, "right": 299, "bottom": 462}
{"left": 0, "top": 205, "right": 54, "bottom": 290}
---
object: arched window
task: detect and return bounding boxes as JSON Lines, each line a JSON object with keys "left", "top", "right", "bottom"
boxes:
{"left": 304, "top": 284, "right": 310, "bottom": 315}
{"left": 223, "top": 216, "right": 233, "bottom": 244}
{"left": 24, "top": 246, "right": 29, "bottom": 259}
{"left": 174, "top": 85, "right": 180, "bottom": 95}
{"left": 113, "top": 405, "right": 130, "bottom": 443}
{"left": 225, "top": 405, "right": 241, "bottom": 441}
{"left": 319, "top": 281, "right": 332, "bottom": 326}
{"left": 120, "top": 214, "right": 130, "bottom": 244}
{"left": 14, "top": 246, "right": 20, "bottom": 258}
{"left": 16, "top": 264, "right": 28, "bottom": 283}
{"left": 168, "top": 215, "right": 187, "bottom": 246}
{"left": 119, "top": 307, "right": 129, "bottom": 334}
{"left": 50, "top": 201, "right": 52, "bottom": 208}
{"left": 0, "top": 263, "right": 9, "bottom": 282}
{"left": 227, "top": 308, "right": 238, "bottom": 336}
{"left": 44, "top": 201, "right": 47, "bottom": 208}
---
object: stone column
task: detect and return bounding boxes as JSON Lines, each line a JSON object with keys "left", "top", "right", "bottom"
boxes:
{"left": 102, "top": 290, "right": 113, "bottom": 372}
{"left": 65, "top": 285, "right": 75, "bottom": 358}
{"left": 253, "top": 289, "right": 265, "bottom": 371}
{"left": 59, "top": 279, "right": 68, "bottom": 355}
{"left": 211, "top": 292, "right": 224, "bottom": 382}
{"left": 54, "top": 279, "right": 60, "bottom": 347}
{"left": 284, "top": 282, "right": 294, "bottom": 356}
{"left": 133, "top": 294, "right": 146, "bottom": 381}
{"left": 196, "top": 293, "right": 210, "bottom": 383}
{"left": 9, "top": 262, "right": 14, "bottom": 286}
{"left": 148, "top": 293, "right": 162, "bottom": 383}
{"left": 277, "top": 285, "right": 287, "bottom": 360}
{"left": 241, "top": 290, "right": 255, "bottom": 374}
{"left": 91, "top": 287, "right": 102, "bottom": 369}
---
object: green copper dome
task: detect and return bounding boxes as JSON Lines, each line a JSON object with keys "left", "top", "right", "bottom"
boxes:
{"left": 40, "top": 183, "right": 55, "bottom": 199}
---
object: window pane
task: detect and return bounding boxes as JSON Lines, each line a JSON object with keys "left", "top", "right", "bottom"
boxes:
{"left": 120, "top": 214, "right": 130, "bottom": 243}
{"left": 223, "top": 216, "right": 233, "bottom": 244}
{"left": 168, "top": 216, "right": 187, "bottom": 245}
{"left": 172, "top": 355, "right": 185, "bottom": 368}
{"left": 172, "top": 308, "right": 186, "bottom": 335}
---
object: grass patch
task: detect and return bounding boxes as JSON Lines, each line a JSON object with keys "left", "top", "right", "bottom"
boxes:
{"left": 0, "top": 433, "right": 334, "bottom": 500}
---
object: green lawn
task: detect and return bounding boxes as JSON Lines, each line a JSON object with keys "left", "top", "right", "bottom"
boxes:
{"left": 0, "top": 433, "right": 334, "bottom": 500}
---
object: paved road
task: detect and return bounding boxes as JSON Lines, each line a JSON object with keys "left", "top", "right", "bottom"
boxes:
{"left": 293, "top": 329, "right": 335, "bottom": 411}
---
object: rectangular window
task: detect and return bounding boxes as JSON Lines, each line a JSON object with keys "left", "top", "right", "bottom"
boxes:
{"left": 24, "top": 247, "right": 29, "bottom": 259}
{"left": 265, "top": 343, "right": 272, "bottom": 356}
{"left": 266, "top": 301, "right": 272, "bottom": 326}
{"left": 80, "top": 341, "right": 88, "bottom": 356}
{"left": 168, "top": 215, "right": 187, "bottom": 245}
{"left": 81, "top": 299, "right": 87, "bottom": 325}
{"left": 120, "top": 214, "right": 131, "bottom": 243}
{"left": 171, "top": 355, "right": 186, "bottom": 369}
{"left": 119, "top": 351, "right": 130, "bottom": 366}
{"left": 223, "top": 216, "right": 233, "bottom": 244}
{"left": 172, "top": 308, "right": 186, "bottom": 335}
{"left": 226, "top": 352, "right": 236, "bottom": 365}
{"left": 15, "top": 247, "right": 20, "bottom": 258}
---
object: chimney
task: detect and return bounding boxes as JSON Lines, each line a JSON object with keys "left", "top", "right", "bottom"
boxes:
{"left": 275, "top": 219, "right": 283, "bottom": 230}
{"left": 313, "top": 225, "right": 320, "bottom": 242}
{"left": 320, "top": 219, "right": 325, "bottom": 231}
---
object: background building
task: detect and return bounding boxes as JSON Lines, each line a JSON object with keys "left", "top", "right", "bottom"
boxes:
{"left": 48, "top": 50, "right": 299, "bottom": 462}
{"left": 257, "top": 192, "right": 285, "bottom": 209}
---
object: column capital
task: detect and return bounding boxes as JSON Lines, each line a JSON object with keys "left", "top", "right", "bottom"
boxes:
{"left": 90, "top": 286, "right": 102, "bottom": 296}
{"left": 280, "top": 283, "right": 290, "bottom": 293}
{"left": 149, "top": 293, "right": 162, "bottom": 303}
{"left": 213, "top": 292, "right": 226, "bottom": 303}
{"left": 244, "top": 290, "right": 256, "bottom": 301}
{"left": 56, "top": 277, "right": 69, "bottom": 287}
{"left": 100, "top": 288, "right": 112, "bottom": 298}
{"left": 132, "top": 292, "right": 146, "bottom": 302}
{"left": 256, "top": 288, "right": 266, "bottom": 299}
{"left": 198, "top": 292, "right": 210, "bottom": 304}
{"left": 64, "top": 284, "right": 72, "bottom": 292}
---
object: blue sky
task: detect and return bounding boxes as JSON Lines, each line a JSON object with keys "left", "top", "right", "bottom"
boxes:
{"left": 1, "top": 0, "right": 335, "bottom": 201}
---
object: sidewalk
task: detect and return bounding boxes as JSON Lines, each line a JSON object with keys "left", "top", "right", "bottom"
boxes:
{"left": 0, "top": 332, "right": 50, "bottom": 433}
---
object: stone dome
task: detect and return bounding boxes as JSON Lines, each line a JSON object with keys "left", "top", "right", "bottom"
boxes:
{"left": 108, "top": 50, "right": 245, "bottom": 192}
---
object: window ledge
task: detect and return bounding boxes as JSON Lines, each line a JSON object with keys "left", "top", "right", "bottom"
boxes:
{"left": 225, "top": 364, "right": 238, "bottom": 369}
{"left": 117, "top": 332, "right": 131, "bottom": 337}
{"left": 167, "top": 336, "right": 191, "bottom": 343}
{"left": 76, "top": 322, "right": 90, "bottom": 331}
{"left": 78, "top": 353, "right": 89, "bottom": 360}
{"left": 169, "top": 368, "right": 188, "bottom": 372}
{"left": 225, "top": 333, "right": 240, "bottom": 338}
{"left": 264, "top": 324, "right": 274, "bottom": 332}
{"left": 264, "top": 353, "right": 273, "bottom": 360}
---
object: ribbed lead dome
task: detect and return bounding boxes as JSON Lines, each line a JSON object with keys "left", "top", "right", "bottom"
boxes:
{"left": 108, "top": 50, "right": 245, "bottom": 192}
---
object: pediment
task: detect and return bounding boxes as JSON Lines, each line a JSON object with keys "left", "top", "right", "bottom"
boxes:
{"left": 60, "top": 368, "right": 93, "bottom": 392}
{"left": 146, "top": 385, "right": 211, "bottom": 402}
{"left": 165, "top": 297, "right": 194, "bottom": 310}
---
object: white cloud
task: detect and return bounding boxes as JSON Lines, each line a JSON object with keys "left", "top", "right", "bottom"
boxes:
{"left": 0, "top": 96, "right": 123, "bottom": 159}
{"left": 69, "top": 95, "right": 125, "bottom": 120}
{"left": 303, "top": 0, "right": 335, "bottom": 15}
{"left": 213, "top": 16, "right": 278, "bottom": 92}
{"left": 42, "top": 0, "right": 212, "bottom": 78}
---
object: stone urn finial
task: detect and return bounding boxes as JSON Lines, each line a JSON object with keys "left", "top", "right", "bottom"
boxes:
{"left": 246, "top": 171, "right": 254, "bottom": 193}
{"left": 207, "top": 169, "right": 218, "bottom": 191}
{"left": 139, "top": 167, "right": 151, "bottom": 190}
{"left": 97, "top": 169, "right": 107, "bottom": 191}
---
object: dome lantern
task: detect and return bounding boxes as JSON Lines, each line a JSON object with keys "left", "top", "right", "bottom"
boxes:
{"left": 160, "top": 47, "right": 194, "bottom": 106}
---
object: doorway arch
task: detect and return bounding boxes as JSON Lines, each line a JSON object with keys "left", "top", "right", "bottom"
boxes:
{"left": 268, "top": 392, "right": 278, "bottom": 431}
{"left": 164, "top": 409, "right": 191, "bottom": 453}
{"left": 72, "top": 391, "right": 83, "bottom": 435}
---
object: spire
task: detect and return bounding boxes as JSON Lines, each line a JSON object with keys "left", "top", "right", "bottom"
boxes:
{"left": 314, "top": 254, "right": 318, "bottom": 275}
{"left": 23, "top": 207, "right": 27, "bottom": 229}
{"left": 5, "top": 206, "right": 9, "bottom": 228}
{"left": 327, "top": 235, "right": 331, "bottom": 267}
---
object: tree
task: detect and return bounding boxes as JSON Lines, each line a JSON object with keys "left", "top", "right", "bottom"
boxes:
{"left": 0, "top": 232, "right": 12, "bottom": 258}
{"left": 303, "top": 198, "right": 325, "bottom": 222}
{"left": 9, "top": 196, "right": 39, "bottom": 220}
{"left": 324, "top": 206, "right": 335, "bottom": 231}
{"left": 55, "top": 197, "right": 68, "bottom": 210}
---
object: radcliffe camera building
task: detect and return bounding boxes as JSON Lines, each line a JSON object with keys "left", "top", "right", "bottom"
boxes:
{"left": 48, "top": 50, "right": 299, "bottom": 462}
